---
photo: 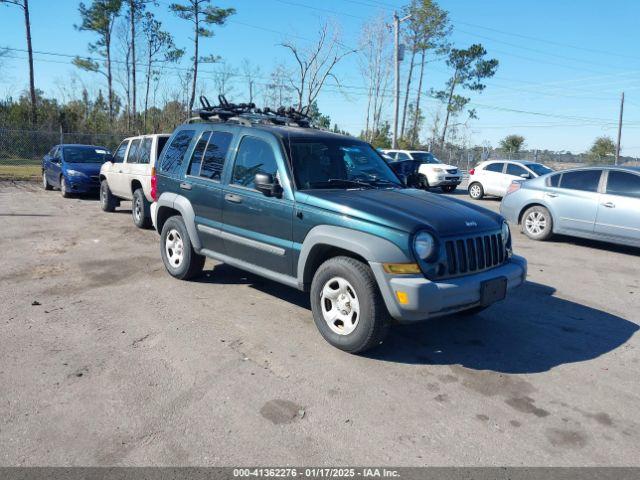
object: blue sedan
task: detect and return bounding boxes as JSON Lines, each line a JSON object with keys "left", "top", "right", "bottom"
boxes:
{"left": 500, "top": 166, "right": 640, "bottom": 247}
{"left": 42, "top": 144, "right": 112, "bottom": 197}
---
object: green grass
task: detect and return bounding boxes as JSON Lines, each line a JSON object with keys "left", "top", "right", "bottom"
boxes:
{"left": 0, "top": 164, "right": 41, "bottom": 180}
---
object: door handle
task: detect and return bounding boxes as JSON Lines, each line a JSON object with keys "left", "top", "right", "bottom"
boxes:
{"left": 601, "top": 202, "right": 615, "bottom": 208}
{"left": 224, "top": 193, "right": 243, "bottom": 203}
{"left": 179, "top": 182, "right": 192, "bottom": 191}
{"left": 118, "top": 170, "right": 123, "bottom": 174}
{"left": 545, "top": 192, "right": 558, "bottom": 198}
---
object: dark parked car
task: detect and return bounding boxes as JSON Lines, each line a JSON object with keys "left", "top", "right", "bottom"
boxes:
{"left": 42, "top": 144, "right": 112, "bottom": 197}
{"left": 150, "top": 102, "right": 527, "bottom": 353}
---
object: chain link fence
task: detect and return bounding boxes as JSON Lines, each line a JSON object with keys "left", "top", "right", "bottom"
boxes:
{"left": 0, "top": 128, "right": 129, "bottom": 180}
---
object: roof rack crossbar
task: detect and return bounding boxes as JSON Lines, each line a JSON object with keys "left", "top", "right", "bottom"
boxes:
{"left": 190, "top": 95, "right": 315, "bottom": 129}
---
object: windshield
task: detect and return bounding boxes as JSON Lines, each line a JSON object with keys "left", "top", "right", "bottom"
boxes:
{"left": 288, "top": 139, "right": 404, "bottom": 190}
{"left": 526, "top": 163, "right": 553, "bottom": 176}
{"left": 410, "top": 152, "right": 441, "bottom": 164}
{"left": 63, "top": 146, "right": 111, "bottom": 163}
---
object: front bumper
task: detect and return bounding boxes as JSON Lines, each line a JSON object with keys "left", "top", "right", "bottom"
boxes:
{"left": 371, "top": 255, "right": 527, "bottom": 322}
{"left": 428, "top": 175, "right": 462, "bottom": 187}
{"left": 65, "top": 177, "right": 100, "bottom": 193}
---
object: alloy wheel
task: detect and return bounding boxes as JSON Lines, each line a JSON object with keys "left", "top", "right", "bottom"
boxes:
{"left": 320, "top": 276, "right": 360, "bottom": 335}
{"left": 470, "top": 184, "right": 481, "bottom": 198}
{"left": 525, "top": 211, "right": 547, "bottom": 236}
{"left": 165, "top": 229, "right": 184, "bottom": 268}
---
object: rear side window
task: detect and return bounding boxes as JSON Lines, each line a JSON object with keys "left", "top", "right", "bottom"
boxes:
{"left": 560, "top": 170, "right": 601, "bottom": 192}
{"left": 547, "top": 174, "right": 560, "bottom": 187}
{"left": 159, "top": 130, "right": 195, "bottom": 174}
{"left": 113, "top": 141, "right": 128, "bottom": 163}
{"left": 231, "top": 136, "right": 278, "bottom": 189}
{"left": 137, "top": 138, "right": 152, "bottom": 164}
{"left": 484, "top": 162, "right": 504, "bottom": 173}
{"left": 156, "top": 137, "right": 169, "bottom": 161}
{"left": 127, "top": 138, "right": 142, "bottom": 163}
{"left": 187, "top": 132, "right": 210, "bottom": 176}
{"left": 201, "top": 132, "right": 233, "bottom": 180}
{"left": 606, "top": 171, "right": 640, "bottom": 198}
{"left": 506, "top": 164, "right": 528, "bottom": 177}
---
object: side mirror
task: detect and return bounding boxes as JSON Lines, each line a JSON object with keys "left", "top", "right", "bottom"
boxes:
{"left": 520, "top": 173, "right": 531, "bottom": 179}
{"left": 255, "top": 173, "right": 283, "bottom": 198}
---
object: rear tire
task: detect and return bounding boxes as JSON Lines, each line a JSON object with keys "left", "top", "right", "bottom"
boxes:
{"left": 100, "top": 179, "right": 117, "bottom": 212}
{"left": 521, "top": 205, "right": 553, "bottom": 241}
{"left": 441, "top": 185, "right": 456, "bottom": 193}
{"left": 160, "top": 216, "right": 205, "bottom": 280}
{"left": 468, "top": 182, "right": 484, "bottom": 199}
{"left": 310, "top": 256, "right": 389, "bottom": 354}
{"left": 132, "top": 188, "right": 152, "bottom": 229}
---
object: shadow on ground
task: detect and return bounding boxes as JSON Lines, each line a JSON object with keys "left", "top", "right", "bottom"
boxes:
{"left": 198, "top": 264, "right": 638, "bottom": 374}
{"left": 368, "top": 282, "right": 638, "bottom": 373}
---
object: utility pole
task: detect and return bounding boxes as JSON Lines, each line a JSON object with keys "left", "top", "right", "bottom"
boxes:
{"left": 615, "top": 91, "right": 624, "bottom": 165}
{"left": 392, "top": 11, "right": 410, "bottom": 148}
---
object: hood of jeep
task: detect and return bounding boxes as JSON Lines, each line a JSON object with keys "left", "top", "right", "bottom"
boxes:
{"left": 299, "top": 188, "right": 503, "bottom": 236}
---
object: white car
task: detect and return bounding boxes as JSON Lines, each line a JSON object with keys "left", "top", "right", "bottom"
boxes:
{"left": 99, "top": 134, "right": 170, "bottom": 228}
{"left": 467, "top": 160, "right": 553, "bottom": 200}
{"left": 380, "top": 149, "right": 462, "bottom": 192}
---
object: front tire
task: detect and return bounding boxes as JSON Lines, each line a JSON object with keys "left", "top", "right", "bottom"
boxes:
{"left": 160, "top": 216, "right": 205, "bottom": 280}
{"left": 441, "top": 185, "right": 456, "bottom": 193}
{"left": 310, "top": 256, "right": 389, "bottom": 354}
{"left": 42, "top": 171, "right": 52, "bottom": 190}
{"left": 60, "top": 176, "right": 71, "bottom": 198}
{"left": 468, "top": 182, "right": 484, "bottom": 199}
{"left": 132, "top": 188, "right": 152, "bottom": 229}
{"left": 100, "top": 179, "right": 117, "bottom": 212}
{"left": 521, "top": 205, "right": 553, "bottom": 241}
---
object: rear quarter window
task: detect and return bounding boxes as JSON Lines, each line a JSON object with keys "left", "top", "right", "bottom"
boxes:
{"left": 484, "top": 162, "right": 504, "bottom": 173}
{"left": 159, "top": 130, "right": 196, "bottom": 175}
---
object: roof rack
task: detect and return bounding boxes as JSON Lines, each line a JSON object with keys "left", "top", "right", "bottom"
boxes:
{"left": 190, "top": 95, "right": 313, "bottom": 128}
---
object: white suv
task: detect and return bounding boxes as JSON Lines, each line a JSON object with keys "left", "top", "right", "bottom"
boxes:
{"left": 99, "top": 134, "right": 170, "bottom": 228}
{"left": 467, "top": 160, "right": 553, "bottom": 200}
{"left": 381, "top": 149, "right": 462, "bottom": 192}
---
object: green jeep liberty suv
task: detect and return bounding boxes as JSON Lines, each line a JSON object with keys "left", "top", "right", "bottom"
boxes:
{"left": 151, "top": 101, "right": 527, "bottom": 353}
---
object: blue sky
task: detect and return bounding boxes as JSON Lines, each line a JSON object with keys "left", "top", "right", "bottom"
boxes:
{"left": 2, "top": 0, "right": 640, "bottom": 156}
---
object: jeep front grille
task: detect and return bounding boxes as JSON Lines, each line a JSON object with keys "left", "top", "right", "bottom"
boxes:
{"left": 442, "top": 232, "right": 505, "bottom": 277}
{"left": 446, "top": 168, "right": 458, "bottom": 174}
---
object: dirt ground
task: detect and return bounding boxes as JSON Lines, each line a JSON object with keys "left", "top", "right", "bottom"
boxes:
{"left": 1, "top": 180, "right": 639, "bottom": 466}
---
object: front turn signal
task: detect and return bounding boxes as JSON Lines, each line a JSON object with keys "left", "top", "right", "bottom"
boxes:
{"left": 383, "top": 263, "right": 421, "bottom": 274}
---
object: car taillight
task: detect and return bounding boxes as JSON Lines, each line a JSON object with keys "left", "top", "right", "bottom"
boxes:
{"left": 150, "top": 167, "right": 158, "bottom": 201}
{"left": 469, "top": 168, "right": 475, "bottom": 175}
{"left": 506, "top": 181, "right": 521, "bottom": 195}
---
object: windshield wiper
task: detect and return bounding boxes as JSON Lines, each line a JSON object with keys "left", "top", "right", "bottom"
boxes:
{"left": 313, "top": 179, "right": 375, "bottom": 189}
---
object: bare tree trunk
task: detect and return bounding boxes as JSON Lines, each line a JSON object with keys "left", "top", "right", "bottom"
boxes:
{"left": 106, "top": 36, "right": 114, "bottom": 121}
{"left": 411, "top": 49, "right": 426, "bottom": 144}
{"left": 400, "top": 48, "right": 416, "bottom": 140}
{"left": 440, "top": 71, "right": 458, "bottom": 147}
{"left": 144, "top": 41, "right": 151, "bottom": 132}
{"left": 188, "top": 7, "right": 199, "bottom": 116}
{"left": 130, "top": 0, "right": 137, "bottom": 127}
{"left": 23, "top": 0, "right": 36, "bottom": 125}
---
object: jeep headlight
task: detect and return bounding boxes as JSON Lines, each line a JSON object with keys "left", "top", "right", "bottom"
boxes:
{"left": 501, "top": 221, "right": 510, "bottom": 247}
{"left": 432, "top": 167, "right": 444, "bottom": 172}
{"left": 414, "top": 231, "right": 436, "bottom": 261}
{"left": 66, "top": 169, "right": 86, "bottom": 177}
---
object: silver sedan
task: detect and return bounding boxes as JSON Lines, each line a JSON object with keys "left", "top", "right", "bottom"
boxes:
{"left": 500, "top": 166, "right": 640, "bottom": 247}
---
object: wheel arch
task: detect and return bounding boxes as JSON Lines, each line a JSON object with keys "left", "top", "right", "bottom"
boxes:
{"left": 297, "top": 225, "right": 411, "bottom": 290}
{"left": 155, "top": 193, "right": 201, "bottom": 250}
{"left": 518, "top": 202, "right": 553, "bottom": 225}
{"left": 131, "top": 179, "right": 143, "bottom": 195}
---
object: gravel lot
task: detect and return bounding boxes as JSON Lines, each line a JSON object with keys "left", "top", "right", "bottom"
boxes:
{"left": 1, "top": 180, "right": 639, "bottom": 466}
